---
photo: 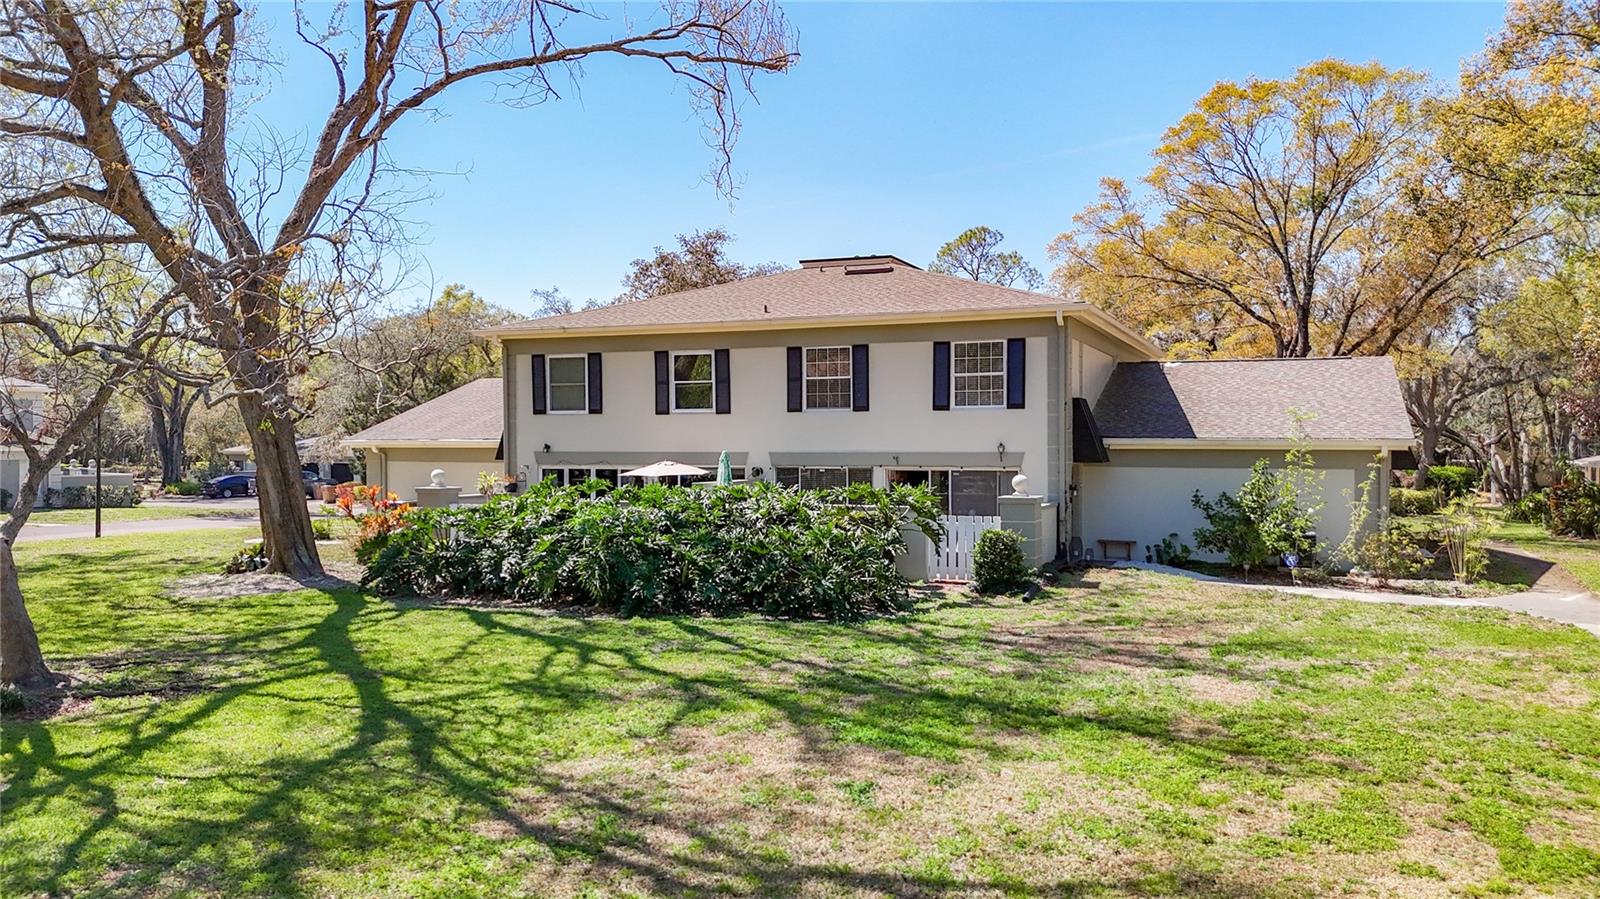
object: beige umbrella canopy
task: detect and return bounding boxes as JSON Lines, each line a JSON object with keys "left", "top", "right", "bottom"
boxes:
{"left": 620, "top": 460, "right": 710, "bottom": 479}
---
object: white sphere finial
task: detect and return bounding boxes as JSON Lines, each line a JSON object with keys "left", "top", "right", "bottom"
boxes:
{"left": 1010, "top": 473, "right": 1030, "bottom": 496}
{"left": 430, "top": 469, "right": 447, "bottom": 487}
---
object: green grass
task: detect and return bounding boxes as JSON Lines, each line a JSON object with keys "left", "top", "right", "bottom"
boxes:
{"left": 1488, "top": 515, "right": 1600, "bottom": 592}
{"left": 3, "top": 531, "right": 1598, "bottom": 897}
{"left": 22, "top": 504, "right": 253, "bottom": 525}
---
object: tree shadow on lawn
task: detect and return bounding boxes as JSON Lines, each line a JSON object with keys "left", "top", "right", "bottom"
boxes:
{"left": 0, "top": 582, "right": 1527, "bottom": 896}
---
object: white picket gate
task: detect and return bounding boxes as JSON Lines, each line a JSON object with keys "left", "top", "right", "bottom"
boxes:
{"left": 929, "top": 514, "right": 1001, "bottom": 580}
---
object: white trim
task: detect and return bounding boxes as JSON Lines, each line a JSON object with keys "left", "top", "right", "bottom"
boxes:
{"left": 545, "top": 353, "right": 589, "bottom": 414}
{"left": 344, "top": 439, "right": 501, "bottom": 450}
{"left": 951, "top": 339, "right": 1006, "bottom": 409}
{"left": 476, "top": 304, "right": 1162, "bottom": 361}
{"left": 1102, "top": 438, "right": 1414, "bottom": 451}
{"left": 669, "top": 349, "right": 716, "bottom": 413}
{"left": 802, "top": 345, "right": 853, "bottom": 411}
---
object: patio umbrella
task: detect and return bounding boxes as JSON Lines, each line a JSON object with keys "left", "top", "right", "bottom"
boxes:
{"left": 620, "top": 460, "right": 710, "bottom": 480}
{"left": 716, "top": 450, "right": 733, "bottom": 486}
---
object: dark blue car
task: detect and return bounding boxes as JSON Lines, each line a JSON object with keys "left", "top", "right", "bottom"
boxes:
{"left": 203, "top": 474, "right": 255, "bottom": 498}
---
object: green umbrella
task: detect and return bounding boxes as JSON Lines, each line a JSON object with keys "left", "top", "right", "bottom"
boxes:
{"left": 716, "top": 450, "right": 733, "bottom": 486}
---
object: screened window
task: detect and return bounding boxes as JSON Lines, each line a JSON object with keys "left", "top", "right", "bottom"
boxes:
{"left": 804, "top": 346, "right": 852, "bottom": 410}
{"left": 953, "top": 340, "right": 1005, "bottom": 408}
{"left": 547, "top": 356, "right": 588, "bottom": 412}
{"left": 775, "top": 466, "right": 873, "bottom": 490}
{"left": 886, "top": 468, "right": 1014, "bottom": 516}
{"left": 672, "top": 352, "right": 714, "bottom": 411}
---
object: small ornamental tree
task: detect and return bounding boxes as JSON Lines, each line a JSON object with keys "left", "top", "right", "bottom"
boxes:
{"left": 973, "top": 529, "right": 1031, "bottom": 594}
{"left": 1192, "top": 444, "right": 1324, "bottom": 574}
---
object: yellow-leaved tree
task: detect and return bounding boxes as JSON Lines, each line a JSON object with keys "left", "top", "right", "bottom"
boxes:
{"left": 1051, "top": 60, "right": 1535, "bottom": 359}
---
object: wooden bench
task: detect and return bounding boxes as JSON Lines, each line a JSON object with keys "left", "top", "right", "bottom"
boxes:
{"left": 1097, "top": 539, "right": 1137, "bottom": 562}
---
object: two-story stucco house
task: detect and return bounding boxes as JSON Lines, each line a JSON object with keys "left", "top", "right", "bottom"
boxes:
{"left": 462, "top": 254, "right": 1414, "bottom": 567}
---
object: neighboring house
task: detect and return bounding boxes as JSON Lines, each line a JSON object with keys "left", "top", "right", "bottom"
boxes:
{"left": 1, "top": 377, "right": 52, "bottom": 508}
{"left": 221, "top": 436, "right": 357, "bottom": 484}
{"left": 1576, "top": 456, "right": 1600, "bottom": 485}
{"left": 342, "top": 378, "right": 504, "bottom": 502}
{"left": 473, "top": 254, "right": 1413, "bottom": 568}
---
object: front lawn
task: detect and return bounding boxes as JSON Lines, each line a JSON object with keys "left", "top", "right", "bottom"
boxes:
{"left": 1489, "top": 515, "right": 1600, "bottom": 593}
{"left": 3, "top": 530, "right": 1598, "bottom": 897}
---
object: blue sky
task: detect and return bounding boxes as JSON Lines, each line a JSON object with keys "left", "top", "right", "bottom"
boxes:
{"left": 252, "top": 2, "right": 1510, "bottom": 314}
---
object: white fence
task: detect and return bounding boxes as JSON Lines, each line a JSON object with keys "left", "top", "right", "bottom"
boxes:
{"left": 930, "top": 514, "right": 1001, "bottom": 580}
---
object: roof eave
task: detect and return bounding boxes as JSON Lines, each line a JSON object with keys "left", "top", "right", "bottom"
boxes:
{"left": 343, "top": 438, "right": 502, "bottom": 450}
{"left": 1102, "top": 438, "right": 1415, "bottom": 451}
{"left": 477, "top": 303, "right": 1162, "bottom": 358}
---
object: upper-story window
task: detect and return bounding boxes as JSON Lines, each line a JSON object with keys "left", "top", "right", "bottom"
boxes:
{"left": 672, "top": 351, "right": 714, "bottom": 411}
{"left": 547, "top": 355, "right": 588, "bottom": 413}
{"left": 953, "top": 340, "right": 1005, "bottom": 407}
{"left": 804, "top": 346, "right": 852, "bottom": 410}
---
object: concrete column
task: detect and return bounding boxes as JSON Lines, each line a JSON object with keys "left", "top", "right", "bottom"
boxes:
{"left": 412, "top": 469, "right": 461, "bottom": 508}
{"left": 998, "top": 471, "right": 1048, "bottom": 568}
{"left": 897, "top": 524, "right": 933, "bottom": 582}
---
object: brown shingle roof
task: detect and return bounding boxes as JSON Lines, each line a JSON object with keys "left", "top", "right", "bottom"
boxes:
{"left": 344, "top": 378, "right": 503, "bottom": 445}
{"left": 1092, "top": 357, "right": 1413, "bottom": 443}
{"left": 491, "top": 262, "right": 1076, "bottom": 333}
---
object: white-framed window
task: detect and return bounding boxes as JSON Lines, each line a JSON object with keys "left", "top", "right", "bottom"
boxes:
{"left": 547, "top": 355, "right": 588, "bottom": 413}
{"left": 804, "top": 346, "right": 852, "bottom": 410}
{"left": 775, "top": 466, "right": 873, "bottom": 490}
{"left": 671, "top": 350, "right": 714, "bottom": 412}
{"left": 952, "top": 340, "right": 1005, "bottom": 408}
{"left": 886, "top": 468, "right": 1017, "bottom": 516}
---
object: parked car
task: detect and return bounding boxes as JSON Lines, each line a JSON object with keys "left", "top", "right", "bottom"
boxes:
{"left": 203, "top": 474, "right": 255, "bottom": 499}
{"left": 300, "top": 470, "right": 334, "bottom": 498}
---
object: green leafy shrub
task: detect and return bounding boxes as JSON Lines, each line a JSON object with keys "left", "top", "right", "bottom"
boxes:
{"left": 1192, "top": 456, "right": 1321, "bottom": 572}
{"left": 362, "top": 481, "right": 944, "bottom": 620}
{"left": 1353, "top": 526, "right": 1428, "bottom": 585}
{"left": 311, "top": 519, "right": 334, "bottom": 541}
{"left": 44, "top": 485, "right": 139, "bottom": 509}
{"left": 1390, "top": 486, "right": 1444, "bottom": 517}
{"left": 1422, "top": 464, "right": 1478, "bottom": 499}
{"left": 0, "top": 683, "right": 24, "bottom": 714}
{"left": 165, "top": 480, "right": 202, "bottom": 496}
{"left": 0, "top": 488, "right": 12, "bottom": 512}
{"left": 1546, "top": 469, "right": 1600, "bottom": 538}
{"left": 1153, "top": 533, "right": 1192, "bottom": 567}
{"left": 1504, "top": 489, "right": 1551, "bottom": 525}
{"left": 224, "top": 543, "right": 268, "bottom": 574}
{"left": 973, "top": 529, "right": 1030, "bottom": 594}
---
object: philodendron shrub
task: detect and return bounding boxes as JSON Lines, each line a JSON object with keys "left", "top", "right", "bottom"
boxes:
{"left": 361, "top": 481, "right": 944, "bottom": 620}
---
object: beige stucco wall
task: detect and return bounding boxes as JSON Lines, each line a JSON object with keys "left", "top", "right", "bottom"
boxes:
{"left": 371, "top": 446, "right": 501, "bottom": 502}
{"left": 502, "top": 320, "right": 1061, "bottom": 500}
{"left": 1076, "top": 448, "right": 1388, "bottom": 564}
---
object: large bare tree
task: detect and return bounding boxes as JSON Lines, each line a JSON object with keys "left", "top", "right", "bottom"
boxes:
{"left": 1, "top": 0, "right": 794, "bottom": 577}
{"left": 1, "top": 250, "right": 190, "bottom": 685}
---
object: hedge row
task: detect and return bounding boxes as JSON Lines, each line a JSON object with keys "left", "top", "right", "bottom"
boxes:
{"left": 361, "top": 481, "right": 944, "bottom": 620}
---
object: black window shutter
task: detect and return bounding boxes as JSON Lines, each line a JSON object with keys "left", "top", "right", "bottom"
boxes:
{"left": 932, "top": 341, "right": 951, "bottom": 411}
{"left": 1005, "top": 338, "right": 1026, "bottom": 409}
{"left": 786, "top": 347, "right": 803, "bottom": 412}
{"left": 531, "top": 353, "right": 547, "bottom": 415}
{"left": 851, "top": 344, "right": 869, "bottom": 412}
{"left": 714, "top": 348, "right": 731, "bottom": 414}
{"left": 654, "top": 350, "right": 669, "bottom": 415}
{"left": 586, "top": 352, "right": 603, "bottom": 414}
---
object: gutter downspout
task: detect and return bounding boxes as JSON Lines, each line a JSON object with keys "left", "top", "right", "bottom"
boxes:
{"left": 1056, "top": 307, "right": 1070, "bottom": 557}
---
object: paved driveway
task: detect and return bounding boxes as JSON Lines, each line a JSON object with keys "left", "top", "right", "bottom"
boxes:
{"left": 13, "top": 515, "right": 260, "bottom": 544}
{"left": 1120, "top": 547, "right": 1600, "bottom": 637}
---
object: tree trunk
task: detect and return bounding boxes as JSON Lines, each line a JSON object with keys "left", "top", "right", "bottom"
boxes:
{"left": 1, "top": 465, "right": 52, "bottom": 686}
{"left": 237, "top": 394, "right": 321, "bottom": 577}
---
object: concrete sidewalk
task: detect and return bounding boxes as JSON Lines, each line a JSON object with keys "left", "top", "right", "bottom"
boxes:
{"left": 1116, "top": 558, "right": 1600, "bottom": 636}
{"left": 14, "top": 516, "right": 260, "bottom": 544}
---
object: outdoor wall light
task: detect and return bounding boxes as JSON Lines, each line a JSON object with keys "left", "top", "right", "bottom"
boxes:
{"left": 542, "top": 443, "right": 551, "bottom": 453}
{"left": 996, "top": 442, "right": 1006, "bottom": 460}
